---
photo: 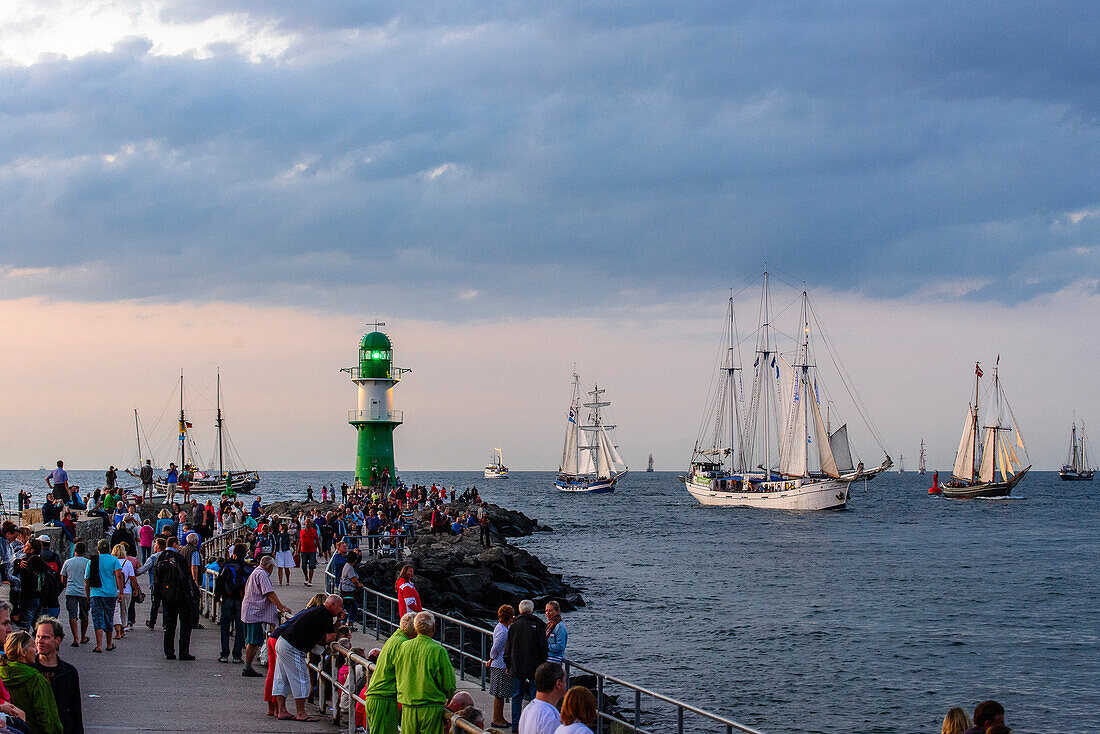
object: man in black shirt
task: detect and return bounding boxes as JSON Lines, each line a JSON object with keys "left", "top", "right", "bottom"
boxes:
{"left": 271, "top": 595, "right": 343, "bottom": 722}
{"left": 33, "top": 617, "right": 83, "bottom": 734}
{"left": 154, "top": 537, "right": 198, "bottom": 660}
{"left": 214, "top": 543, "right": 251, "bottom": 664}
{"left": 503, "top": 598, "right": 548, "bottom": 727}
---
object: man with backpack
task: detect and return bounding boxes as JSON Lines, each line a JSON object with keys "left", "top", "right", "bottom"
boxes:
{"left": 154, "top": 536, "right": 198, "bottom": 660}
{"left": 215, "top": 543, "right": 251, "bottom": 664}
{"left": 16, "top": 538, "right": 62, "bottom": 629}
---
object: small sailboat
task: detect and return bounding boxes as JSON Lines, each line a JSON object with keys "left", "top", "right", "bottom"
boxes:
{"left": 682, "top": 273, "right": 891, "bottom": 511}
{"left": 942, "top": 359, "right": 1030, "bottom": 498}
{"left": 898, "top": 454, "right": 905, "bottom": 474}
{"left": 646, "top": 454, "right": 654, "bottom": 472}
{"left": 556, "top": 373, "right": 628, "bottom": 493}
{"left": 484, "top": 448, "right": 509, "bottom": 479}
{"left": 1059, "top": 419, "right": 1095, "bottom": 481}
{"left": 918, "top": 439, "right": 927, "bottom": 475}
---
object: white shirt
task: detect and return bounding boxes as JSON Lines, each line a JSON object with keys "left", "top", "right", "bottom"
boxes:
{"left": 518, "top": 698, "right": 561, "bottom": 734}
{"left": 554, "top": 724, "right": 594, "bottom": 734}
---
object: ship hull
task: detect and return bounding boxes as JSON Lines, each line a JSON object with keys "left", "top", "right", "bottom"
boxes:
{"left": 555, "top": 472, "right": 624, "bottom": 494}
{"left": 154, "top": 472, "right": 259, "bottom": 495}
{"left": 1059, "top": 470, "right": 1094, "bottom": 481}
{"left": 683, "top": 475, "right": 851, "bottom": 511}
{"left": 941, "top": 467, "right": 1029, "bottom": 498}
{"left": 483, "top": 469, "right": 509, "bottom": 479}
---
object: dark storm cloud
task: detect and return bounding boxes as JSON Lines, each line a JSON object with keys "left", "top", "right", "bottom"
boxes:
{"left": 0, "top": 1, "right": 1098, "bottom": 314}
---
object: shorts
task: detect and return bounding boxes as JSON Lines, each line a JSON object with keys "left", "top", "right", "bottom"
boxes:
{"left": 300, "top": 552, "right": 317, "bottom": 571}
{"left": 90, "top": 596, "right": 115, "bottom": 631}
{"left": 275, "top": 550, "right": 295, "bottom": 568}
{"left": 244, "top": 622, "right": 266, "bottom": 646}
{"left": 272, "top": 636, "right": 310, "bottom": 700}
{"left": 65, "top": 595, "right": 90, "bottom": 622}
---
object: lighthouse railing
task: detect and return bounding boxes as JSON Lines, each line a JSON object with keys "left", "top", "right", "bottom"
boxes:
{"left": 348, "top": 409, "right": 404, "bottom": 423}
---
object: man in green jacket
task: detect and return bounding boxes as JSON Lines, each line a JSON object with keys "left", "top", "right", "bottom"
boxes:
{"left": 394, "top": 612, "right": 456, "bottom": 734}
{"left": 362, "top": 612, "right": 416, "bottom": 734}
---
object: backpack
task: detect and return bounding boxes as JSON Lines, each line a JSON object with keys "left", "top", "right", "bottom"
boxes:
{"left": 87, "top": 555, "right": 101, "bottom": 588}
{"left": 216, "top": 562, "right": 248, "bottom": 600}
{"left": 39, "top": 564, "right": 63, "bottom": 601}
{"left": 155, "top": 552, "right": 191, "bottom": 604}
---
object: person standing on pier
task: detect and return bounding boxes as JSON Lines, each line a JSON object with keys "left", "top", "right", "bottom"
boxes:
{"left": 140, "top": 460, "right": 154, "bottom": 501}
{"left": 360, "top": 612, "right": 416, "bottom": 734}
{"left": 154, "top": 537, "right": 197, "bottom": 660}
{"left": 544, "top": 601, "right": 567, "bottom": 665}
{"left": 504, "top": 599, "right": 548, "bottom": 731}
{"left": 164, "top": 464, "right": 179, "bottom": 504}
{"left": 59, "top": 544, "right": 89, "bottom": 646}
{"left": 298, "top": 522, "right": 319, "bottom": 588}
{"left": 395, "top": 566, "right": 421, "bottom": 617}
{"left": 83, "top": 540, "right": 123, "bottom": 653}
{"left": 518, "top": 663, "right": 565, "bottom": 734}
{"left": 487, "top": 604, "right": 515, "bottom": 729}
{"left": 45, "top": 462, "right": 69, "bottom": 505}
{"left": 241, "top": 556, "right": 292, "bottom": 678}
{"left": 394, "top": 612, "right": 456, "bottom": 734}
{"left": 214, "top": 543, "right": 250, "bottom": 664}
{"left": 271, "top": 595, "right": 342, "bottom": 722}
{"left": 32, "top": 618, "right": 82, "bottom": 734}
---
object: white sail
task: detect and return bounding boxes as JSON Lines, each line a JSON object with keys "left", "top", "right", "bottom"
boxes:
{"left": 778, "top": 358, "right": 807, "bottom": 476}
{"left": 952, "top": 406, "right": 976, "bottom": 479}
{"left": 597, "top": 426, "right": 627, "bottom": 475}
{"left": 809, "top": 385, "right": 840, "bottom": 478}
{"left": 978, "top": 426, "right": 997, "bottom": 483}
{"left": 560, "top": 421, "right": 579, "bottom": 474}
{"left": 829, "top": 424, "right": 855, "bottom": 473}
{"left": 577, "top": 428, "right": 597, "bottom": 475}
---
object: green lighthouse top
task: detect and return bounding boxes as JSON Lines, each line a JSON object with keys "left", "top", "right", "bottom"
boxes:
{"left": 359, "top": 331, "right": 392, "bottom": 378}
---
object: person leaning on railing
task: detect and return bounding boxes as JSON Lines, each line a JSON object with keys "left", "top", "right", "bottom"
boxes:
{"left": 359, "top": 611, "right": 416, "bottom": 734}
{"left": 393, "top": 612, "right": 456, "bottom": 734}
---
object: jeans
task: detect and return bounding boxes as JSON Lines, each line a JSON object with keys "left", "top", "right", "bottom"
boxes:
{"left": 510, "top": 676, "right": 535, "bottom": 728}
{"left": 148, "top": 595, "right": 161, "bottom": 626}
{"left": 220, "top": 598, "right": 244, "bottom": 659}
{"left": 140, "top": 546, "right": 151, "bottom": 563}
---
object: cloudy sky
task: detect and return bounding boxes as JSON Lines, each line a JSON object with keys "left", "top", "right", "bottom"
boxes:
{"left": 1, "top": 1, "right": 1097, "bottom": 472}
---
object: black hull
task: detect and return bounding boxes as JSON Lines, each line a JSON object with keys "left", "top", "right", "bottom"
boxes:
{"left": 1059, "top": 471, "right": 1094, "bottom": 481}
{"left": 941, "top": 467, "right": 1029, "bottom": 499}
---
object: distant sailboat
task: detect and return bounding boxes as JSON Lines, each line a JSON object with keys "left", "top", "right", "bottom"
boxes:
{"left": 918, "top": 440, "right": 927, "bottom": 475}
{"left": 942, "top": 359, "right": 1030, "bottom": 498}
{"left": 1059, "top": 419, "right": 1095, "bottom": 481}
{"left": 898, "top": 454, "right": 905, "bottom": 474}
{"left": 646, "top": 454, "right": 654, "bottom": 472}
{"left": 484, "top": 448, "right": 509, "bottom": 479}
{"left": 556, "top": 373, "right": 628, "bottom": 493}
{"left": 682, "top": 274, "right": 891, "bottom": 511}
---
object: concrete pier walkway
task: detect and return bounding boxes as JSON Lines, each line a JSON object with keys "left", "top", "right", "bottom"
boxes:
{"left": 71, "top": 569, "right": 498, "bottom": 733}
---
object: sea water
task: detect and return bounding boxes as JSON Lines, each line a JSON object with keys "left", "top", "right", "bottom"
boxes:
{"left": 2, "top": 468, "right": 1094, "bottom": 734}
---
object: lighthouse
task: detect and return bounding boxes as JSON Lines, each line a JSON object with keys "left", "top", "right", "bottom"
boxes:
{"left": 345, "top": 325, "right": 408, "bottom": 487}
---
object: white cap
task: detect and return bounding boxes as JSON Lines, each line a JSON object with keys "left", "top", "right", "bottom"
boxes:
{"left": 36, "top": 534, "right": 50, "bottom": 543}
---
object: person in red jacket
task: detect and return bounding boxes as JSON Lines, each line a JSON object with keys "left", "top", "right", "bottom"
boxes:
{"left": 395, "top": 565, "right": 421, "bottom": 617}
{"left": 298, "top": 523, "right": 319, "bottom": 587}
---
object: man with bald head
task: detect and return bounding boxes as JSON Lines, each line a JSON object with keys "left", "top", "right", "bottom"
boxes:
{"left": 394, "top": 611, "right": 456, "bottom": 734}
{"left": 272, "top": 594, "right": 342, "bottom": 721}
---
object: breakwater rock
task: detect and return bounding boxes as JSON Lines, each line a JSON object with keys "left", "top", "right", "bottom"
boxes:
{"left": 358, "top": 530, "right": 585, "bottom": 619}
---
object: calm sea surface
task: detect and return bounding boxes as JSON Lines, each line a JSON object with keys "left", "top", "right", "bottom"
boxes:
{"left": 2, "top": 468, "right": 1095, "bottom": 734}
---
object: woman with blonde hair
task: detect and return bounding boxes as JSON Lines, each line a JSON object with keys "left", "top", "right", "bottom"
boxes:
{"left": 554, "top": 685, "right": 597, "bottom": 734}
{"left": 486, "top": 604, "right": 515, "bottom": 728}
{"left": 111, "top": 543, "right": 140, "bottom": 639}
{"left": 941, "top": 707, "right": 971, "bottom": 734}
{"left": 0, "top": 631, "right": 61, "bottom": 734}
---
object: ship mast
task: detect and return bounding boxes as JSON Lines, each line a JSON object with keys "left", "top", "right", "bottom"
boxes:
{"left": 134, "top": 409, "right": 143, "bottom": 466}
{"left": 726, "top": 292, "right": 745, "bottom": 474}
{"left": 972, "top": 362, "right": 981, "bottom": 480}
{"left": 178, "top": 369, "right": 187, "bottom": 470}
{"left": 216, "top": 370, "right": 225, "bottom": 478}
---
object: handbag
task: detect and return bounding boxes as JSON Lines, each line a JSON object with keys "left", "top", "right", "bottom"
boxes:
{"left": 132, "top": 586, "right": 146, "bottom": 604}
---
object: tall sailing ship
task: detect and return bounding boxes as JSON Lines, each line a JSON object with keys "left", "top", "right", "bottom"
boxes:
{"left": 918, "top": 440, "right": 927, "bottom": 475}
{"left": 682, "top": 273, "right": 892, "bottom": 511}
{"left": 130, "top": 371, "right": 260, "bottom": 495}
{"left": 942, "top": 360, "right": 1029, "bottom": 498}
{"left": 484, "top": 448, "right": 509, "bottom": 479}
{"left": 646, "top": 454, "right": 654, "bottom": 472}
{"left": 898, "top": 454, "right": 905, "bottom": 474}
{"left": 1059, "top": 419, "right": 1095, "bottom": 481}
{"left": 556, "top": 373, "right": 628, "bottom": 493}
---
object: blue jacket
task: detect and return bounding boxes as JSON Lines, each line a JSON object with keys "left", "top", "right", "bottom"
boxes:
{"left": 547, "top": 622, "right": 568, "bottom": 662}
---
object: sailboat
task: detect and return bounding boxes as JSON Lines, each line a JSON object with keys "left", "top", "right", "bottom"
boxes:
{"left": 131, "top": 371, "right": 260, "bottom": 495}
{"left": 1059, "top": 419, "right": 1095, "bottom": 481}
{"left": 556, "top": 373, "right": 628, "bottom": 493}
{"left": 682, "top": 274, "right": 892, "bottom": 511}
{"left": 484, "top": 448, "right": 509, "bottom": 479}
{"left": 646, "top": 454, "right": 654, "bottom": 472}
{"left": 918, "top": 440, "right": 927, "bottom": 475}
{"left": 942, "top": 359, "right": 1030, "bottom": 498}
{"left": 898, "top": 454, "right": 905, "bottom": 474}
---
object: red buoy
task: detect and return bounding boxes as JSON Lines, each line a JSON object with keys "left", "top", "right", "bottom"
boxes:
{"left": 928, "top": 470, "right": 941, "bottom": 494}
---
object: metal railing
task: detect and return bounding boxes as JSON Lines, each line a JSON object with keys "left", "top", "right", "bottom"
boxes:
{"left": 308, "top": 640, "right": 497, "bottom": 734}
{"left": 200, "top": 524, "right": 251, "bottom": 564}
{"left": 347, "top": 409, "right": 404, "bottom": 423}
{"left": 331, "top": 571, "right": 765, "bottom": 734}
